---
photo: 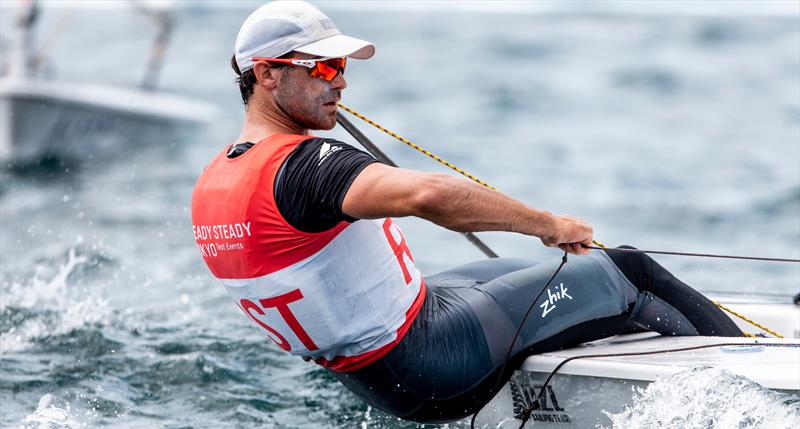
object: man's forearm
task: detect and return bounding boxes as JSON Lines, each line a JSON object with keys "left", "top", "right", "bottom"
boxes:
{"left": 413, "top": 174, "right": 556, "bottom": 238}
{"left": 342, "top": 164, "right": 592, "bottom": 254}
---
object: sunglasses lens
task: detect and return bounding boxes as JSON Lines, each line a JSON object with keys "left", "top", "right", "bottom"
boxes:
{"left": 328, "top": 58, "right": 346, "bottom": 71}
{"left": 310, "top": 58, "right": 346, "bottom": 81}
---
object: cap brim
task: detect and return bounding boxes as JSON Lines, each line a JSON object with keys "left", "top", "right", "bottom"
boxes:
{"left": 294, "top": 34, "right": 375, "bottom": 60}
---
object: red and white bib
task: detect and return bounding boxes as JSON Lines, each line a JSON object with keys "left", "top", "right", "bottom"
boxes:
{"left": 191, "top": 134, "right": 425, "bottom": 372}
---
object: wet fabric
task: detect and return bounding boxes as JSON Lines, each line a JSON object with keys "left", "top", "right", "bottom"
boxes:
{"left": 331, "top": 249, "right": 743, "bottom": 423}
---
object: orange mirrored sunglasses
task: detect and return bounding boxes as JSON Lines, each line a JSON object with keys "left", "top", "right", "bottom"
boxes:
{"left": 252, "top": 57, "right": 347, "bottom": 81}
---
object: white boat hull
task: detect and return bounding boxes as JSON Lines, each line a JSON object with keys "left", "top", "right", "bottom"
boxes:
{"left": 475, "top": 296, "right": 800, "bottom": 428}
{"left": 0, "top": 78, "right": 217, "bottom": 163}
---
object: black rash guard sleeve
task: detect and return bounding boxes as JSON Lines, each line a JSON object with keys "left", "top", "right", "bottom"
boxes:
{"left": 274, "top": 138, "right": 379, "bottom": 233}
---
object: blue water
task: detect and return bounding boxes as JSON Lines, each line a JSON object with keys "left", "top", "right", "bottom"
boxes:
{"left": 1, "top": 2, "right": 798, "bottom": 428}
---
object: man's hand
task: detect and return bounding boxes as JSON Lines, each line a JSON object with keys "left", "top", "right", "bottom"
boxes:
{"left": 539, "top": 215, "right": 593, "bottom": 255}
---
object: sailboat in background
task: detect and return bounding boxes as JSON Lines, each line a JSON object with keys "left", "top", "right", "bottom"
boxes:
{"left": 0, "top": 0, "right": 218, "bottom": 165}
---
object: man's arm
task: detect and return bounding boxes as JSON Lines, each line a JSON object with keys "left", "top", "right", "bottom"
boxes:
{"left": 342, "top": 163, "right": 593, "bottom": 255}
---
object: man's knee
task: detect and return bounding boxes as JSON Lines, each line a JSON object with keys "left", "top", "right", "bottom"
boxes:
{"left": 603, "top": 245, "right": 655, "bottom": 293}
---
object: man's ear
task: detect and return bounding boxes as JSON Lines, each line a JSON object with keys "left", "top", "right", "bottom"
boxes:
{"left": 253, "top": 61, "right": 280, "bottom": 90}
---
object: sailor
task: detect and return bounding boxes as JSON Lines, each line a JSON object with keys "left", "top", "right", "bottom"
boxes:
{"left": 191, "top": 1, "right": 743, "bottom": 423}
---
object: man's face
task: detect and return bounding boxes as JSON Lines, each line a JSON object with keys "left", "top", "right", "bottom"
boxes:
{"left": 273, "top": 53, "right": 346, "bottom": 131}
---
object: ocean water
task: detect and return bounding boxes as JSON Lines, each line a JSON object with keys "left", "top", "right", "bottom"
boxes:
{"left": 602, "top": 367, "right": 800, "bottom": 429}
{"left": 1, "top": 1, "right": 799, "bottom": 428}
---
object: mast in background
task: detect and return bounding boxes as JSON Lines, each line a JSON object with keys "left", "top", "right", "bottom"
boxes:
{"left": 129, "top": 0, "right": 175, "bottom": 91}
{"left": 7, "top": 0, "right": 39, "bottom": 78}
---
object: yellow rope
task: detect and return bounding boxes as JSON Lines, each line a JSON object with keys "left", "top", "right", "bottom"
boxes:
{"left": 337, "top": 103, "right": 785, "bottom": 338}
{"left": 712, "top": 301, "right": 783, "bottom": 338}
{"left": 337, "top": 103, "right": 496, "bottom": 189}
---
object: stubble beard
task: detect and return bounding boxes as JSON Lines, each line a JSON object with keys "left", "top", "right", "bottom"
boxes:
{"left": 274, "top": 71, "right": 338, "bottom": 131}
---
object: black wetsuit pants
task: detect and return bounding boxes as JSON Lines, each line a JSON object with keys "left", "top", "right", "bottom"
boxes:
{"left": 332, "top": 248, "right": 742, "bottom": 424}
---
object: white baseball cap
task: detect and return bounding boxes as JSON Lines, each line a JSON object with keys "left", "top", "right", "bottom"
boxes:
{"left": 234, "top": 1, "right": 375, "bottom": 73}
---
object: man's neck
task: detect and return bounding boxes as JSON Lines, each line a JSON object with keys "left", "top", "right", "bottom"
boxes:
{"left": 237, "top": 100, "right": 307, "bottom": 143}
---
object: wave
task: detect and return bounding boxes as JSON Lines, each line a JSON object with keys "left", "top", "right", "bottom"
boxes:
{"left": 613, "top": 67, "right": 681, "bottom": 94}
{"left": 754, "top": 185, "right": 800, "bottom": 216}
{"left": 602, "top": 367, "right": 800, "bottom": 429}
{"left": 0, "top": 247, "right": 111, "bottom": 353}
{"left": 18, "top": 394, "right": 93, "bottom": 429}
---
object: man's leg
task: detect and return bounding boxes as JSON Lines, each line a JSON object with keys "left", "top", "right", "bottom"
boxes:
{"left": 471, "top": 252, "right": 642, "bottom": 361}
{"left": 329, "top": 252, "right": 739, "bottom": 424}
{"left": 424, "top": 258, "right": 536, "bottom": 287}
{"left": 603, "top": 246, "right": 743, "bottom": 337}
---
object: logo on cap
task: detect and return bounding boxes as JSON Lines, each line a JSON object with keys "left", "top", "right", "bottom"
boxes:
{"left": 319, "top": 19, "right": 336, "bottom": 30}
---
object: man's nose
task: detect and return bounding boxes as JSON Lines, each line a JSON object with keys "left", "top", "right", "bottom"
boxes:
{"left": 331, "top": 71, "right": 347, "bottom": 90}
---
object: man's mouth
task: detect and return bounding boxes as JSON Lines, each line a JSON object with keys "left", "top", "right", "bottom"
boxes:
{"left": 323, "top": 93, "right": 341, "bottom": 107}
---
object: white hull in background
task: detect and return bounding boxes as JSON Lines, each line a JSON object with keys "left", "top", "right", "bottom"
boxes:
{"left": 0, "top": 77, "right": 217, "bottom": 163}
{"left": 474, "top": 295, "right": 800, "bottom": 428}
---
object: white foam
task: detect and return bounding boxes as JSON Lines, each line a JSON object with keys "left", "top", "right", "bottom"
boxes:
{"left": 360, "top": 405, "right": 372, "bottom": 429}
{"left": 602, "top": 367, "right": 800, "bottom": 429}
{"left": 17, "top": 394, "right": 87, "bottom": 429}
{"left": 0, "top": 247, "right": 110, "bottom": 353}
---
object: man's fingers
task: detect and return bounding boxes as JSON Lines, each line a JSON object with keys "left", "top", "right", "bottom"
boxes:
{"left": 557, "top": 242, "right": 590, "bottom": 255}
{"left": 544, "top": 214, "right": 594, "bottom": 254}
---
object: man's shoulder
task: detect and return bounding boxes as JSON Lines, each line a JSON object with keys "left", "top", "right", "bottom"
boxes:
{"left": 289, "top": 137, "right": 372, "bottom": 166}
{"left": 294, "top": 137, "right": 357, "bottom": 151}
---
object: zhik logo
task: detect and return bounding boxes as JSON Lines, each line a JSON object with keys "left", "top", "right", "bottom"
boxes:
{"left": 540, "top": 282, "right": 572, "bottom": 318}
